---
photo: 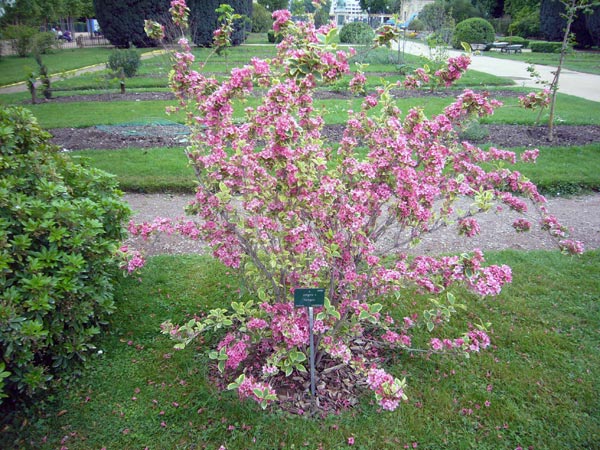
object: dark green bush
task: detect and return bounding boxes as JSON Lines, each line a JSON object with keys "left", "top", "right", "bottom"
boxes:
{"left": 452, "top": 17, "right": 495, "bottom": 49}
{"left": 107, "top": 48, "right": 141, "bottom": 77}
{"left": 504, "top": 35, "right": 530, "bottom": 48}
{"left": 0, "top": 106, "right": 130, "bottom": 406}
{"left": 339, "top": 22, "right": 375, "bottom": 45}
{"left": 267, "top": 29, "right": 283, "bottom": 43}
{"left": 508, "top": 11, "right": 540, "bottom": 38}
{"left": 409, "top": 18, "right": 425, "bottom": 32}
{"left": 252, "top": 2, "right": 272, "bottom": 33}
{"left": 3, "top": 25, "right": 37, "bottom": 57}
{"left": 530, "top": 41, "right": 564, "bottom": 53}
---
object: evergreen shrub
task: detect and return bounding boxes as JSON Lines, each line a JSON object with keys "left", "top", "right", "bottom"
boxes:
{"left": 530, "top": 41, "right": 564, "bottom": 52}
{"left": 107, "top": 48, "right": 142, "bottom": 77}
{"left": 339, "top": 22, "right": 375, "bottom": 44}
{"left": 452, "top": 17, "right": 495, "bottom": 49}
{"left": 0, "top": 107, "right": 130, "bottom": 406}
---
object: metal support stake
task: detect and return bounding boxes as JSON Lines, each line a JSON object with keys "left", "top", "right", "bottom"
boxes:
{"left": 308, "top": 306, "right": 316, "bottom": 397}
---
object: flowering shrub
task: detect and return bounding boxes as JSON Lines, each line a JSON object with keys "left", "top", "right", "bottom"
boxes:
{"left": 141, "top": 2, "right": 583, "bottom": 413}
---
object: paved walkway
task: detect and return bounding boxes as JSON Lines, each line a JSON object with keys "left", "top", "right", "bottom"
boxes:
{"left": 397, "top": 41, "right": 600, "bottom": 102}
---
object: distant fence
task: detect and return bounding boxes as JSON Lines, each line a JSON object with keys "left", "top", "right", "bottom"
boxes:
{"left": 1, "top": 33, "right": 113, "bottom": 56}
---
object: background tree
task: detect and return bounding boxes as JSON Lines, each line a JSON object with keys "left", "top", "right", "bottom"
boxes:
{"left": 419, "top": 0, "right": 453, "bottom": 31}
{"left": 187, "top": 0, "right": 252, "bottom": 47}
{"left": 252, "top": 2, "right": 273, "bottom": 32}
{"left": 93, "top": 0, "right": 252, "bottom": 48}
{"left": 540, "top": 0, "right": 599, "bottom": 46}
{"left": 257, "top": 0, "right": 288, "bottom": 12}
{"left": 359, "top": 0, "right": 391, "bottom": 14}
{"left": 93, "top": 0, "right": 170, "bottom": 47}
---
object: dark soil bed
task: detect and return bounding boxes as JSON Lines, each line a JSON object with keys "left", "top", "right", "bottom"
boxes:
{"left": 44, "top": 90, "right": 600, "bottom": 150}
{"left": 50, "top": 123, "right": 600, "bottom": 151}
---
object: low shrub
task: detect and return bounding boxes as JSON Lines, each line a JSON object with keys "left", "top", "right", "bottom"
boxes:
{"left": 452, "top": 17, "right": 495, "bottom": 49}
{"left": 267, "top": 29, "right": 283, "bottom": 43}
{"left": 339, "top": 22, "right": 375, "bottom": 44}
{"left": 3, "top": 25, "right": 37, "bottom": 57}
{"left": 409, "top": 18, "right": 425, "bottom": 32}
{"left": 0, "top": 106, "right": 130, "bottom": 406}
{"left": 107, "top": 48, "right": 141, "bottom": 77}
{"left": 32, "top": 32, "right": 58, "bottom": 55}
{"left": 32, "top": 32, "right": 57, "bottom": 55}
{"left": 530, "top": 41, "right": 565, "bottom": 53}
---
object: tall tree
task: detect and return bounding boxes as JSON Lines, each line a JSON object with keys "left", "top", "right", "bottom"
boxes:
{"left": 359, "top": 0, "right": 390, "bottom": 14}
{"left": 93, "top": 0, "right": 252, "bottom": 48}
{"left": 257, "top": 0, "right": 288, "bottom": 12}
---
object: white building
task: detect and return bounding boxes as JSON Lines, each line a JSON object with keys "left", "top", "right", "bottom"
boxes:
{"left": 330, "top": 0, "right": 434, "bottom": 28}
{"left": 330, "top": 0, "right": 368, "bottom": 26}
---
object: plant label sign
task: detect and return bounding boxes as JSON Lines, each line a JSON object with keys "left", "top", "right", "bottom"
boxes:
{"left": 294, "top": 288, "right": 325, "bottom": 308}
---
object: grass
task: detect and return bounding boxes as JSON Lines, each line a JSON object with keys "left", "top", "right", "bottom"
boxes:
{"left": 2, "top": 250, "right": 597, "bottom": 449}
{"left": 0, "top": 47, "right": 148, "bottom": 86}
{"left": 484, "top": 49, "right": 600, "bottom": 76}
{"left": 17, "top": 91, "right": 600, "bottom": 129}
{"left": 72, "top": 147, "right": 195, "bottom": 193}
{"left": 511, "top": 144, "right": 600, "bottom": 195}
{"left": 68, "top": 143, "right": 600, "bottom": 196}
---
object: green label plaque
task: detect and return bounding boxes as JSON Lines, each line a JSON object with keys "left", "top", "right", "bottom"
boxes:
{"left": 294, "top": 288, "right": 325, "bottom": 307}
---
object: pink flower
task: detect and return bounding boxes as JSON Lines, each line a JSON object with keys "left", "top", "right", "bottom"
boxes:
{"left": 348, "top": 436, "right": 355, "bottom": 445}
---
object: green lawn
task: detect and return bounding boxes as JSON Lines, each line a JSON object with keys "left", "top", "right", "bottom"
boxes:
{"left": 69, "top": 143, "right": 600, "bottom": 196}
{"left": 0, "top": 47, "right": 148, "bottom": 86}
{"left": 2, "top": 251, "right": 597, "bottom": 449}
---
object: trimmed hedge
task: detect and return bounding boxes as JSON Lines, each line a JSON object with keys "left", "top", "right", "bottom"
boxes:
{"left": 530, "top": 41, "right": 564, "bottom": 53}
{"left": 452, "top": 17, "right": 495, "bottom": 49}
{"left": 0, "top": 107, "right": 130, "bottom": 406}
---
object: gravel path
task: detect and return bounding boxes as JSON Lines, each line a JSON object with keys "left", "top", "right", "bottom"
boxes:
{"left": 124, "top": 192, "right": 600, "bottom": 257}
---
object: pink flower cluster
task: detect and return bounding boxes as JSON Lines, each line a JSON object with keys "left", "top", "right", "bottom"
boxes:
{"left": 403, "top": 54, "right": 471, "bottom": 90}
{"left": 366, "top": 368, "right": 406, "bottom": 411}
{"left": 218, "top": 333, "right": 250, "bottom": 370}
{"left": 458, "top": 217, "right": 481, "bottom": 237}
{"left": 237, "top": 375, "right": 276, "bottom": 405}
{"left": 169, "top": 0, "right": 189, "bottom": 28}
{"left": 435, "top": 55, "right": 471, "bottom": 87}
{"left": 519, "top": 89, "right": 550, "bottom": 110}
{"left": 430, "top": 329, "right": 490, "bottom": 353}
{"left": 118, "top": 245, "right": 145, "bottom": 274}
{"left": 512, "top": 218, "right": 532, "bottom": 232}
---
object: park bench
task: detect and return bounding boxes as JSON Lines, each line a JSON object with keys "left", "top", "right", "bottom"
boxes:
{"left": 501, "top": 44, "right": 523, "bottom": 54}
{"left": 470, "top": 43, "right": 488, "bottom": 51}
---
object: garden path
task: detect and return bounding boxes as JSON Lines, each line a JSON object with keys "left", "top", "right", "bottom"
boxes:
{"left": 395, "top": 41, "right": 600, "bottom": 102}
{"left": 123, "top": 192, "right": 600, "bottom": 256}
